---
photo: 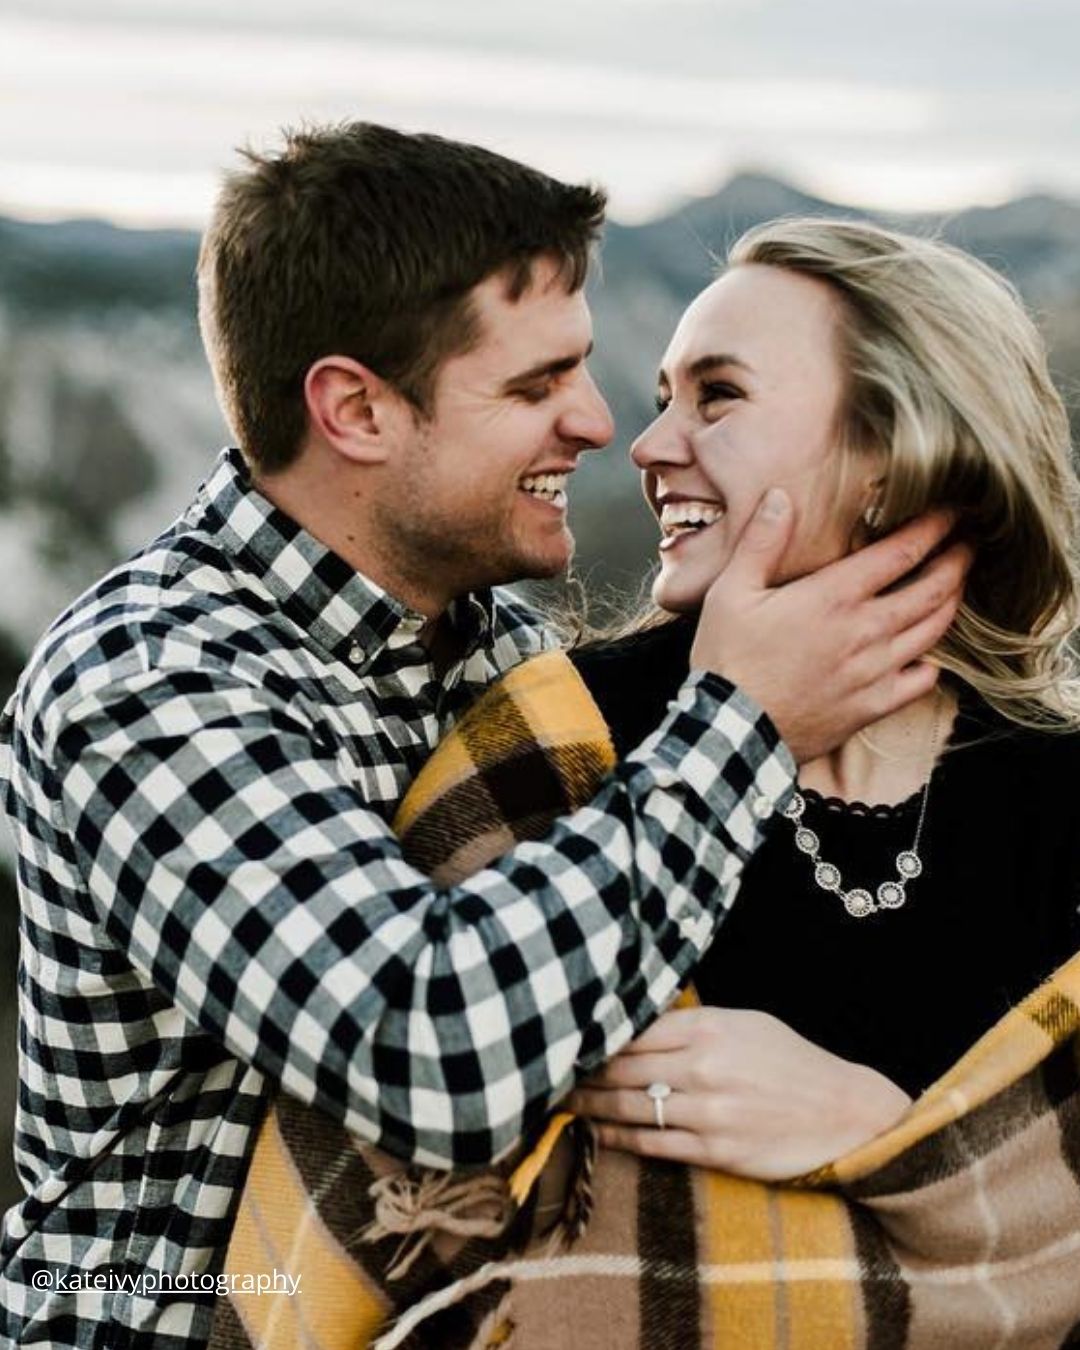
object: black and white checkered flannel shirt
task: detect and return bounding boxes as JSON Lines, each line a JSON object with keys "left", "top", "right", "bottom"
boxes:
{"left": 0, "top": 447, "right": 794, "bottom": 1347}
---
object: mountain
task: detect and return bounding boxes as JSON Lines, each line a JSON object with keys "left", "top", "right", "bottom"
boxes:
{"left": 3, "top": 174, "right": 1080, "bottom": 626}
{"left": 0, "top": 215, "right": 198, "bottom": 315}
{"left": 2, "top": 169, "right": 1080, "bottom": 673}
{"left": 1, "top": 174, "right": 1080, "bottom": 1206}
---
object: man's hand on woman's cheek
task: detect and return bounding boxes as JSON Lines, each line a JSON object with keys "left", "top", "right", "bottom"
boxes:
{"left": 689, "top": 488, "right": 972, "bottom": 764}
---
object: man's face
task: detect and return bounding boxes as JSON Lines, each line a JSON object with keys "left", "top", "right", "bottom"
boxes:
{"left": 371, "top": 256, "right": 614, "bottom": 612}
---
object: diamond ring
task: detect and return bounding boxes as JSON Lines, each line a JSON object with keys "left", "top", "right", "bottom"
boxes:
{"left": 646, "top": 1081, "right": 672, "bottom": 1130}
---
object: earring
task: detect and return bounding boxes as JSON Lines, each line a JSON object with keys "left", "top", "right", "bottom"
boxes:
{"left": 862, "top": 478, "right": 885, "bottom": 531}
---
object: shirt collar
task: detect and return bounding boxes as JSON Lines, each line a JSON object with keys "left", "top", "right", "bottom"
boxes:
{"left": 447, "top": 590, "right": 497, "bottom": 651}
{"left": 191, "top": 448, "right": 496, "bottom": 667}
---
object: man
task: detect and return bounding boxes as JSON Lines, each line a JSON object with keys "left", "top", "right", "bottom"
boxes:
{"left": 0, "top": 124, "right": 964, "bottom": 1347}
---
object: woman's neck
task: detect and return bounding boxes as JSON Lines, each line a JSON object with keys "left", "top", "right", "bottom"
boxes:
{"left": 798, "top": 683, "right": 958, "bottom": 807}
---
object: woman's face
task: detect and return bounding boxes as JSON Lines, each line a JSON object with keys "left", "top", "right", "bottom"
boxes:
{"left": 632, "top": 263, "right": 876, "bottom": 612}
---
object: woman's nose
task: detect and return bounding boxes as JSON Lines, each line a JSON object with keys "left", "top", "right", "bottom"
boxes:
{"left": 630, "top": 410, "right": 690, "bottom": 469}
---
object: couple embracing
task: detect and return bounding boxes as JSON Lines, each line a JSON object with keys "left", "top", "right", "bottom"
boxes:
{"left": 2, "top": 123, "right": 1079, "bottom": 1349}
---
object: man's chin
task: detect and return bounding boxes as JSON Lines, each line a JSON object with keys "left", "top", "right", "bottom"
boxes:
{"left": 474, "top": 554, "right": 571, "bottom": 596}
{"left": 510, "top": 533, "right": 575, "bottom": 585}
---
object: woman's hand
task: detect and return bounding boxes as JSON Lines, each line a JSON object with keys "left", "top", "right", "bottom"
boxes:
{"left": 568, "top": 1007, "right": 911, "bottom": 1180}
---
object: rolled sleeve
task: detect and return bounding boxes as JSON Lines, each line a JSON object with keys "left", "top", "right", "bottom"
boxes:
{"left": 53, "top": 658, "right": 795, "bottom": 1167}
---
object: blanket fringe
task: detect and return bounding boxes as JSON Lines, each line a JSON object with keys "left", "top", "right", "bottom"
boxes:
{"left": 359, "top": 1170, "right": 512, "bottom": 1280}
{"left": 562, "top": 1118, "right": 597, "bottom": 1245}
{"left": 372, "top": 1255, "right": 525, "bottom": 1350}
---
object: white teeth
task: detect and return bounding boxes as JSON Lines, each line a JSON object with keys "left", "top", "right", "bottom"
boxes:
{"left": 659, "top": 500, "right": 724, "bottom": 532}
{"left": 521, "top": 473, "right": 569, "bottom": 501}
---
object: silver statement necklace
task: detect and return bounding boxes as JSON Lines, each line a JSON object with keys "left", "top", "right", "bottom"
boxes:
{"left": 782, "top": 697, "right": 945, "bottom": 920}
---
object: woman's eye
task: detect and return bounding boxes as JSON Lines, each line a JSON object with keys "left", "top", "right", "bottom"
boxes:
{"left": 700, "top": 381, "right": 741, "bottom": 406}
{"left": 653, "top": 383, "right": 738, "bottom": 415}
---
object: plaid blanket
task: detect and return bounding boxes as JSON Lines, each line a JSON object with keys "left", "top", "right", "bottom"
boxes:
{"left": 210, "top": 650, "right": 1080, "bottom": 1350}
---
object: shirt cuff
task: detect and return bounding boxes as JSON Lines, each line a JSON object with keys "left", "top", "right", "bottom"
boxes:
{"left": 634, "top": 670, "right": 797, "bottom": 856}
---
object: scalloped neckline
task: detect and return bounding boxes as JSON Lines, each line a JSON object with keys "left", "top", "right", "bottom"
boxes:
{"left": 795, "top": 687, "right": 976, "bottom": 821}
{"left": 798, "top": 785, "right": 921, "bottom": 819}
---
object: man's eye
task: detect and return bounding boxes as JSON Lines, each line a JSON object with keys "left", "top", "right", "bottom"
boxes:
{"left": 517, "top": 384, "right": 552, "bottom": 404}
{"left": 654, "top": 394, "right": 670, "bottom": 413}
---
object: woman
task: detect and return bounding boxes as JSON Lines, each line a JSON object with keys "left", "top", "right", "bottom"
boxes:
{"left": 567, "top": 217, "right": 1080, "bottom": 1179}
{"left": 220, "top": 219, "right": 1080, "bottom": 1350}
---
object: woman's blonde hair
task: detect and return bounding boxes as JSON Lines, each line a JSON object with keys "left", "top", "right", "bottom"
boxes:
{"left": 726, "top": 217, "right": 1080, "bottom": 729}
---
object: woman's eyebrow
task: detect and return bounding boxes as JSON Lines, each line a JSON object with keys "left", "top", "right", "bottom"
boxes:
{"left": 658, "top": 352, "right": 754, "bottom": 386}
{"left": 689, "top": 353, "right": 754, "bottom": 379}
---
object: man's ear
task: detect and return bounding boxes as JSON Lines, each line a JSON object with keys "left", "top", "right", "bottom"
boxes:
{"left": 303, "top": 356, "right": 403, "bottom": 465}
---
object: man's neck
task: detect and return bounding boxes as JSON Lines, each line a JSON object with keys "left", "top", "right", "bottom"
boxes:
{"left": 252, "top": 456, "right": 449, "bottom": 621}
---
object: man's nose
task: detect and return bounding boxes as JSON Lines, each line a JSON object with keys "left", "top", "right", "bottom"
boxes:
{"left": 561, "top": 368, "right": 615, "bottom": 452}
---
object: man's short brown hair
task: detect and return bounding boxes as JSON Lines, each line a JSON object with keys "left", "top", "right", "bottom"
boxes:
{"left": 197, "top": 122, "right": 608, "bottom": 473}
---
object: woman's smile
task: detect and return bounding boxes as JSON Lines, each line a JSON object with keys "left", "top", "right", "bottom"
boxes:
{"left": 656, "top": 493, "right": 727, "bottom": 551}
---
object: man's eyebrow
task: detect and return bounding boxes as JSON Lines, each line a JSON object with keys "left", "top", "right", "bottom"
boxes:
{"left": 501, "top": 341, "right": 594, "bottom": 390}
{"left": 658, "top": 352, "right": 753, "bottom": 386}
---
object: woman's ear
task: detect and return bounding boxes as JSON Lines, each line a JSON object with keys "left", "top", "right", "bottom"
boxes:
{"left": 303, "top": 356, "right": 402, "bottom": 465}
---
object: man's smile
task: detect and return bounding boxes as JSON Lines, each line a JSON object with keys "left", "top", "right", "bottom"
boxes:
{"left": 519, "top": 471, "right": 569, "bottom": 510}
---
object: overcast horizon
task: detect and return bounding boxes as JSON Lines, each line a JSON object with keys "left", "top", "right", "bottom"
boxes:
{"left": 1, "top": 0, "right": 1078, "bottom": 229}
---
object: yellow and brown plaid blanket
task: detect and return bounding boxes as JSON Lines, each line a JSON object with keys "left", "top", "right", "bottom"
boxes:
{"left": 210, "top": 650, "right": 1080, "bottom": 1350}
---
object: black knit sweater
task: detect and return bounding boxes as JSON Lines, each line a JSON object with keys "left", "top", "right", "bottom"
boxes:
{"left": 572, "top": 620, "right": 1080, "bottom": 1096}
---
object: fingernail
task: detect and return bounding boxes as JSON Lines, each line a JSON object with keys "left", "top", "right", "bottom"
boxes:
{"left": 760, "top": 488, "right": 788, "bottom": 520}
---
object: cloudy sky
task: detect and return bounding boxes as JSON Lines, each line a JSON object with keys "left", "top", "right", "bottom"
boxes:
{"left": 1, "top": 0, "right": 1077, "bottom": 227}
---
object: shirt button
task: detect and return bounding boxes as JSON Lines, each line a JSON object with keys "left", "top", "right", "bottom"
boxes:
{"left": 347, "top": 642, "right": 363, "bottom": 665}
{"left": 678, "top": 914, "right": 708, "bottom": 942}
{"left": 750, "top": 792, "right": 774, "bottom": 820}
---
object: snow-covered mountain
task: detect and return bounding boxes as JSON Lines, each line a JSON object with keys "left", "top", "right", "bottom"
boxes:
{"left": 3, "top": 174, "right": 1080, "bottom": 654}
{"left": 1, "top": 175, "right": 1079, "bottom": 1206}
